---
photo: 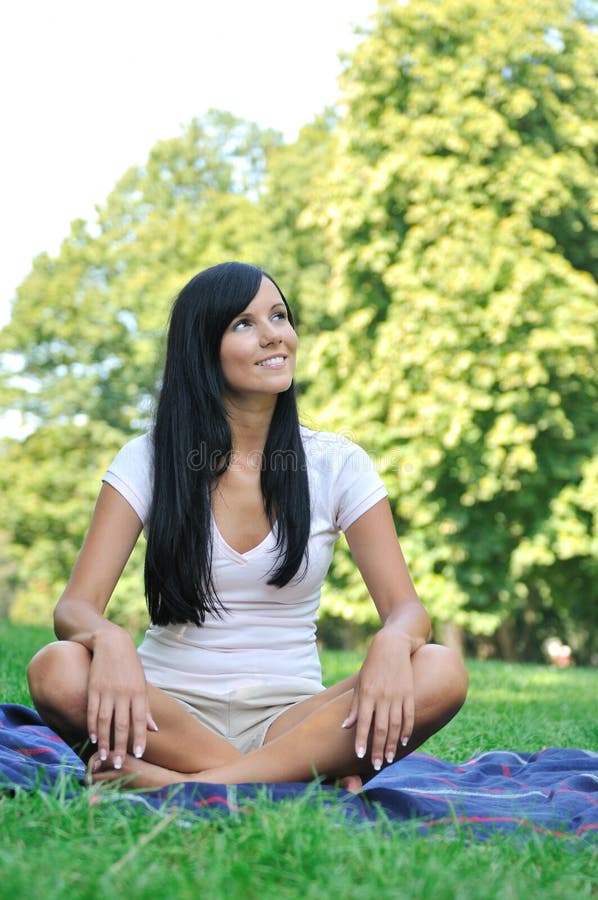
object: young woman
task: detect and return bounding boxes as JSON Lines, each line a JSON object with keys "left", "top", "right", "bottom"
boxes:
{"left": 27, "top": 261, "right": 468, "bottom": 791}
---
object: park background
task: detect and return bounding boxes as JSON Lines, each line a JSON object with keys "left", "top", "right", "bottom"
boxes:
{"left": 0, "top": 0, "right": 597, "bottom": 666}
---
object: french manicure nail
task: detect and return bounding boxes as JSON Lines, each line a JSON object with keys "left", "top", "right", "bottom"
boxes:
{"left": 373, "top": 758, "right": 382, "bottom": 771}
{"left": 386, "top": 752, "right": 395, "bottom": 764}
{"left": 100, "top": 749, "right": 107, "bottom": 761}
{"left": 356, "top": 746, "right": 366, "bottom": 759}
{"left": 90, "top": 733, "right": 97, "bottom": 744}
{"left": 401, "top": 736, "right": 409, "bottom": 747}
{"left": 113, "top": 756, "right": 123, "bottom": 770}
{"left": 341, "top": 719, "right": 350, "bottom": 729}
{"left": 134, "top": 746, "right": 143, "bottom": 759}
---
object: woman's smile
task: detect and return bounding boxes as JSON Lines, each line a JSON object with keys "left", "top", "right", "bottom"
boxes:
{"left": 256, "top": 355, "right": 287, "bottom": 369}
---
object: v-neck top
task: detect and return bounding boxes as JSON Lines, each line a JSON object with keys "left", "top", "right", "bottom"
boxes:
{"left": 103, "top": 427, "right": 388, "bottom": 694}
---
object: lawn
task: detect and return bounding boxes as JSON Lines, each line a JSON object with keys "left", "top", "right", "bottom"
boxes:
{"left": 0, "top": 622, "right": 596, "bottom": 899}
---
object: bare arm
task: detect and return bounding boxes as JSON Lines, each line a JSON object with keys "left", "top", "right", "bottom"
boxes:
{"left": 55, "top": 483, "right": 142, "bottom": 640}
{"left": 54, "top": 483, "right": 156, "bottom": 763}
{"left": 343, "top": 497, "right": 431, "bottom": 768}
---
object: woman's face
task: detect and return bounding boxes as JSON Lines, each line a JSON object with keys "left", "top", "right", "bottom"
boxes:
{"left": 219, "top": 277, "right": 298, "bottom": 402}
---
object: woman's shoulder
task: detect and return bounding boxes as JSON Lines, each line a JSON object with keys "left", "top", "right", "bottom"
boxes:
{"left": 300, "top": 424, "right": 364, "bottom": 448}
{"left": 105, "top": 432, "right": 154, "bottom": 478}
{"left": 110, "top": 431, "right": 153, "bottom": 464}
{"left": 299, "top": 424, "right": 372, "bottom": 471}
{"left": 103, "top": 432, "right": 154, "bottom": 525}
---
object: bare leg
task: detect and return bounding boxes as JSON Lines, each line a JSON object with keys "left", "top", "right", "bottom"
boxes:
{"left": 192, "top": 644, "right": 467, "bottom": 784}
{"left": 92, "top": 644, "right": 468, "bottom": 788}
{"left": 89, "top": 673, "right": 364, "bottom": 790}
{"left": 27, "top": 641, "right": 243, "bottom": 772}
{"left": 264, "top": 673, "right": 363, "bottom": 792}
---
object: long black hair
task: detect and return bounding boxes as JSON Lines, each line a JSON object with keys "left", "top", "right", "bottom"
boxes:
{"left": 144, "top": 261, "right": 310, "bottom": 626}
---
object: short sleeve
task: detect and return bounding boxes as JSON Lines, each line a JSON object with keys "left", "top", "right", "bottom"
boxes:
{"left": 332, "top": 438, "right": 388, "bottom": 532}
{"left": 102, "top": 433, "right": 153, "bottom": 525}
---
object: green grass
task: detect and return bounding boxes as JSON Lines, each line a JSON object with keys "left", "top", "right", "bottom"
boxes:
{"left": 1, "top": 623, "right": 596, "bottom": 899}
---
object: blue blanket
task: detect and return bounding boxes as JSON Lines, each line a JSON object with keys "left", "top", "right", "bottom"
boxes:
{"left": 1, "top": 704, "right": 596, "bottom": 841}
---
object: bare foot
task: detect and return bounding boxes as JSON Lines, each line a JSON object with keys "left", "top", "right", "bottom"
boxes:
{"left": 89, "top": 752, "right": 187, "bottom": 789}
{"left": 338, "top": 774, "right": 363, "bottom": 794}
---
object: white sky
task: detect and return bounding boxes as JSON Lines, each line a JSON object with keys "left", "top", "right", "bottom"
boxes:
{"left": 0, "top": 0, "right": 378, "bottom": 329}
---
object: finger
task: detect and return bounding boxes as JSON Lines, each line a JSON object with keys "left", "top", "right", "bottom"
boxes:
{"left": 111, "top": 698, "right": 130, "bottom": 769}
{"left": 87, "top": 750, "right": 107, "bottom": 777}
{"left": 96, "top": 696, "right": 114, "bottom": 764}
{"left": 86, "top": 690, "right": 100, "bottom": 747}
{"left": 370, "top": 703, "right": 390, "bottom": 772}
{"left": 354, "top": 695, "right": 375, "bottom": 762}
{"left": 400, "top": 693, "right": 415, "bottom": 750}
{"left": 341, "top": 688, "right": 360, "bottom": 730}
{"left": 130, "top": 695, "right": 149, "bottom": 759}
{"left": 384, "top": 701, "right": 404, "bottom": 765}
{"left": 146, "top": 710, "right": 159, "bottom": 733}
{"left": 86, "top": 752, "right": 101, "bottom": 787}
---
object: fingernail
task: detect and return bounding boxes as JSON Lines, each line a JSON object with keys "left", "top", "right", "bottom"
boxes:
{"left": 100, "top": 749, "right": 107, "bottom": 761}
{"left": 90, "top": 733, "right": 97, "bottom": 744}
{"left": 386, "top": 752, "right": 395, "bottom": 764}
{"left": 151, "top": 723, "right": 159, "bottom": 732}
{"left": 134, "top": 746, "right": 143, "bottom": 759}
{"left": 401, "top": 736, "right": 409, "bottom": 747}
{"left": 373, "top": 758, "right": 382, "bottom": 771}
{"left": 356, "top": 747, "right": 366, "bottom": 759}
{"left": 341, "top": 719, "right": 350, "bottom": 729}
{"left": 113, "top": 756, "right": 123, "bottom": 770}
{"left": 93, "top": 758, "right": 101, "bottom": 773}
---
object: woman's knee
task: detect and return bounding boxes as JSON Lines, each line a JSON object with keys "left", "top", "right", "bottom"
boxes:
{"left": 415, "top": 642, "right": 469, "bottom": 711}
{"left": 27, "top": 641, "right": 90, "bottom": 708}
{"left": 435, "top": 643, "right": 469, "bottom": 708}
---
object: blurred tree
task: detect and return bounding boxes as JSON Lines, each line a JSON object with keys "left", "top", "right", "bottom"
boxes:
{"left": 2, "top": 2, "right": 597, "bottom": 661}
{"left": 0, "top": 111, "right": 283, "bottom": 433}
{"left": 259, "top": 111, "right": 337, "bottom": 329}
{"left": 0, "top": 421, "right": 147, "bottom": 629}
{"left": 0, "top": 109, "right": 334, "bottom": 629}
{"left": 304, "top": 0, "right": 598, "bottom": 661}
{"left": 0, "top": 112, "right": 283, "bottom": 626}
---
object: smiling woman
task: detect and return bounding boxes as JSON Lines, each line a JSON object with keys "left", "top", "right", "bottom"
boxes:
{"left": 26, "top": 260, "right": 468, "bottom": 791}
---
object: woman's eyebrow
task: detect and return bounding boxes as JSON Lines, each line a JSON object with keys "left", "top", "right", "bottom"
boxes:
{"left": 234, "top": 302, "right": 286, "bottom": 320}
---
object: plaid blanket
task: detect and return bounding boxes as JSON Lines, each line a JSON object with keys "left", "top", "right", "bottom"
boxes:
{"left": 1, "top": 704, "right": 596, "bottom": 841}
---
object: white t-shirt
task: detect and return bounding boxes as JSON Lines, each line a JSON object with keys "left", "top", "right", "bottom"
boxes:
{"left": 103, "top": 426, "right": 388, "bottom": 694}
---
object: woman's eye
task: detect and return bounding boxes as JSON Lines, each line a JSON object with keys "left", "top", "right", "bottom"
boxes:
{"left": 232, "top": 319, "right": 250, "bottom": 331}
{"left": 272, "top": 311, "right": 287, "bottom": 321}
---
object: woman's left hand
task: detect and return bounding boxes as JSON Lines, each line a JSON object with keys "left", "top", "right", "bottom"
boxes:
{"left": 341, "top": 628, "right": 415, "bottom": 771}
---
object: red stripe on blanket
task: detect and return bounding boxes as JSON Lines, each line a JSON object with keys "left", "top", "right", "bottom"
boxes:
{"left": 420, "top": 814, "right": 567, "bottom": 838}
{"left": 194, "top": 795, "right": 242, "bottom": 812}
{"left": 15, "top": 747, "right": 53, "bottom": 756}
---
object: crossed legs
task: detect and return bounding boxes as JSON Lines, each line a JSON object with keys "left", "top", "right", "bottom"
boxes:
{"left": 27, "top": 642, "right": 468, "bottom": 789}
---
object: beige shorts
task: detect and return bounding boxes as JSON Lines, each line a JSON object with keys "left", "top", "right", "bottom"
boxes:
{"left": 161, "top": 682, "right": 323, "bottom": 753}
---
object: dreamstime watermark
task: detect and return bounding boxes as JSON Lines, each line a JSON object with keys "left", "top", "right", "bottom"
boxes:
{"left": 186, "top": 446, "right": 305, "bottom": 473}
{"left": 185, "top": 439, "right": 414, "bottom": 475}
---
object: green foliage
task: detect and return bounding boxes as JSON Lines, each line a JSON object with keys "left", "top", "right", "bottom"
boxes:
{"left": 0, "top": 422, "right": 147, "bottom": 629}
{"left": 0, "top": 111, "right": 291, "bottom": 631}
{"left": 302, "top": 0, "right": 598, "bottom": 661}
{"left": 0, "top": 111, "right": 283, "bottom": 432}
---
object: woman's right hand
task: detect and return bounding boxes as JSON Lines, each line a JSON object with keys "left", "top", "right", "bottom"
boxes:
{"left": 87, "top": 625, "right": 158, "bottom": 768}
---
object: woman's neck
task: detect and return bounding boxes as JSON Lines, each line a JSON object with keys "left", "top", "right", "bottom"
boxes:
{"left": 224, "top": 394, "right": 276, "bottom": 456}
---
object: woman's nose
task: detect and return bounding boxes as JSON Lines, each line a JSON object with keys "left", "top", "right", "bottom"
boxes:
{"left": 259, "top": 323, "right": 281, "bottom": 345}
